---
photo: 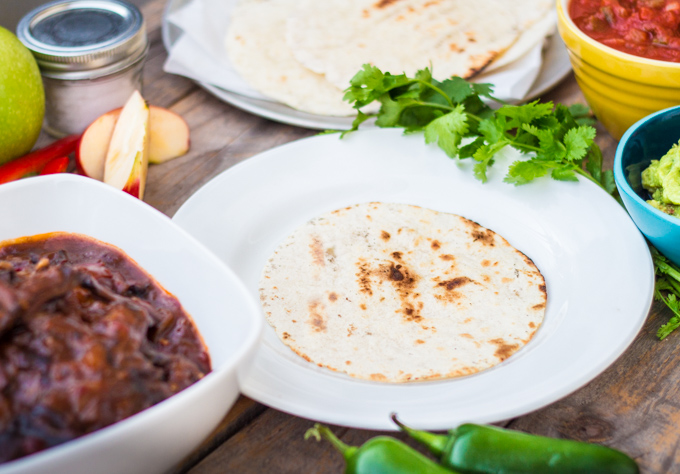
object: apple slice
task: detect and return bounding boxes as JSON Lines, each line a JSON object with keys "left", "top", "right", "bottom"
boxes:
{"left": 77, "top": 106, "right": 189, "bottom": 178}
{"left": 148, "top": 107, "right": 190, "bottom": 164}
{"left": 103, "top": 91, "right": 149, "bottom": 199}
{"left": 76, "top": 108, "right": 121, "bottom": 180}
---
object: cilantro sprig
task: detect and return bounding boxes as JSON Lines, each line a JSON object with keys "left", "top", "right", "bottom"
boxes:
{"left": 342, "top": 64, "right": 680, "bottom": 339}
{"left": 343, "top": 65, "right": 615, "bottom": 195}
{"left": 652, "top": 247, "right": 680, "bottom": 340}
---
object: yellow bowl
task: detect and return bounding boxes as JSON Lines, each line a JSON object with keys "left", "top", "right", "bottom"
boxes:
{"left": 556, "top": 0, "right": 680, "bottom": 140}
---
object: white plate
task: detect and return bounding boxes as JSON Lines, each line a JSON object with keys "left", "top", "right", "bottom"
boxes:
{"left": 172, "top": 129, "right": 653, "bottom": 430}
{"left": 161, "top": 0, "right": 573, "bottom": 130}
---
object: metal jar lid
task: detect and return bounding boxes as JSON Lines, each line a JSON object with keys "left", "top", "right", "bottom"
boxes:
{"left": 16, "top": 0, "right": 148, "bottom": 80}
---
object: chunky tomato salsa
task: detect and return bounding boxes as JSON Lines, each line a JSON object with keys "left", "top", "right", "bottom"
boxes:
{"left": 570, "top": 0, "right": 680, "bottom": 61}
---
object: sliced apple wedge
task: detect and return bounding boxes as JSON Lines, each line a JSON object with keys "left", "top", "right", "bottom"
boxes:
{"left": 77, "top": 105, "right": 190, "bottom": 178}
{"left": 148, "top": 107, "right": 190, "bottom": 164}
{"left": 76, "top": 108, "right": 121, "bottom": 180}
{"left": 103, "top": 91, "right": 150, "bottom": 199}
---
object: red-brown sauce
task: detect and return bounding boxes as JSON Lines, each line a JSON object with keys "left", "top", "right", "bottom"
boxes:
{"left": 570, "top": 0, "right": 680, "bottom": 62}
{"left": 0, "top": 233, "right": 210, "bottom": 463}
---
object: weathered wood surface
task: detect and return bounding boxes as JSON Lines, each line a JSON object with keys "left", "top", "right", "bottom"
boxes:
{"left": 31, "top": 0, "right": 677, "bottom": 471}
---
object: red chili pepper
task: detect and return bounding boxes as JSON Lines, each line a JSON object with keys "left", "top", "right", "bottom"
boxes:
{"left": 39, "top": 156, "right": 70, "bottom": 175}
{"left": 0, "top": 134, "right": 80, "bottom": 185}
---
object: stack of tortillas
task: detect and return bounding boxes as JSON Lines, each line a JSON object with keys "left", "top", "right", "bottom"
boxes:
{"left": 259, "top": 203, "right": 547, "bottom": 383}
{"left": 226, "top": 0, "right": 554, "bottom": 116}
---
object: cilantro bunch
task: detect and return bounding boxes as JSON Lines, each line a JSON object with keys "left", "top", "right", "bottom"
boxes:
{"left": 342, "top": 64, "right": 680, "bottom": 339}
{"left": 344, "top": 64, "right": 615, "bottom": 195}
{"left": 653, "top": 247, "right": 680, "bottom": 340}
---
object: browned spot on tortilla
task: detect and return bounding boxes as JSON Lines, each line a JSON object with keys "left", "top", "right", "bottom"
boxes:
{"left": 539, "top": 284, "right": 547, "bottom": 296}
{"left": 481, "top": 259, "right": 491, "bottom": 267}
{"left": 502, "top": 277, "right": 513, "bottom": 284}
{"left": 519, "top": 251, "right": 539, "bottom": 269}
{"left": 310, "top": 237, "right": 325, "bottom": 266}
{"left": 381, "top": 230, "right": 391, "bottom": 241}
{"left": 356, "top": 259, "right": 374, "bottom": 296}
{"left": 326, "top": 247, "right": 336, "bottom": 263}
{"left": 370, "top": 373, "right": 388, "bottom": 381}
{"left": 532, "top": 303, "right": 545, "bottom": 311}
{"left": 392, "top": 251, "right": 402, "bottom": 260}
{"left": 529, "top": 322, "right": 536, "bottom": 328}
{"left": 347, "top": 324, "right": 356, "bottom": 337}
{"left": 466, "top": 54, "right": 497, "bottom": 79}
{"left": 460, "top": 333, "right": 474, "bottom": 339}
{"left": 328, "top": 292, "right": 338, "bottom": 302}
{"left": 308, "top": 301, "right": 327, "bottom": 332}
{"left": 360, "top": 304, "right": 367, "bottom": 310}
{"left": 435, "top": 290, "right": 463, "bottom": 303}
{"left": 357, "top": 259, "right": 422, "bottom": 322}
{"left": 282, "top": 332, "right": 291, "bottom": 340}
{"left": 346, "top": 360, "right": 352, "bottom": 365}
{"left": 482, "top": 274, "right": 490, "bottom": 283}
{"left": 471, "top": 228, "right": 495, "bottom": 246}
{"left": 439, "top": 254, "right": 454, "bottom": 261}
{"left": 373, "top": 0, "right": 399, "bottom": 8}
{"left": 290, "top": 347, "right": 312, "bottom": 363}
{"left": 439, "top": 276, "right": 473, "bottom": 291}
{"left": 401, "top": 302, "right": 423, "bottom": 322}
{"left": 463, "top": 318, "right": 472, "bottom": 323}
{"left": 362, "top": 8, "right": 370, "bottom": 17}
{"left": 415, "top": 339, "right": 425, "bottom": 344}
{"left": 489, "top": 338, "right": 520, "bottom": 361}
{"left": 431, "top": 240, "right": 441, "bottom": 250}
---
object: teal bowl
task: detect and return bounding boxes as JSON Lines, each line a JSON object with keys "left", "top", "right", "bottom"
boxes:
{"left": 614, "top": 105, "right": 680, "bottom": 267}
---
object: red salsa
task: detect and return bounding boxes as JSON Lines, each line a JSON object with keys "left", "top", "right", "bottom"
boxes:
{"left": 0, "top": 233, "right": 211, "bottom": 463}
{"left": 570, "top": 0, "right": 680, "bottom": 61}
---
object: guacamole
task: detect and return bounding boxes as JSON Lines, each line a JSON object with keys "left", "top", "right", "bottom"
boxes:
{"left": 641, "top": 141, "right": 680, "bottom": 218}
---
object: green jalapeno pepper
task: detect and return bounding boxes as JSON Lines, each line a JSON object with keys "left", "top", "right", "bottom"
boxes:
{"left": 392, "top": 415, "right": 639, "bottom": 474}
{"left": 305, "top": 423, "right": 460, "bottom": 474}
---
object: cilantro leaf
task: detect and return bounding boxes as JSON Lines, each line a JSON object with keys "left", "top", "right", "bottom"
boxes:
{"left": 563, "top": 126, "right": 596, "bottom": 162}
{"left": 423, "top": 105, "right": 468, "bottom": 158}
{"left": 505, "top": 160, "right": 551, "bottom": 185}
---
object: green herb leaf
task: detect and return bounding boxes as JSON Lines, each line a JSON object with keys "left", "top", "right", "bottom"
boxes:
{"left": 423, "top": 105, "right": 468, "bottom": 157}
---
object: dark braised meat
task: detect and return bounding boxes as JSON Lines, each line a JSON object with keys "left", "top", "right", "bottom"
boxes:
{"left": 0, "top": 233, "right": 211, "bottom": 463}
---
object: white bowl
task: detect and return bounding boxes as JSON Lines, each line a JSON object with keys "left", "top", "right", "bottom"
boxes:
{"left": 0, "top": 174, "right": 262, "bottom": 474}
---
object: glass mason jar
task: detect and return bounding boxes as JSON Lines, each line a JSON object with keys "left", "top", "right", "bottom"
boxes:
{"left": 17, "top": 0, "right": 148, "bottom": 137}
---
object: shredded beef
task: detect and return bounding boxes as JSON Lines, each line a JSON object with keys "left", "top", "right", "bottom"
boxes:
{"left": 0, "top": 233, "right": 211, "bottom": 463}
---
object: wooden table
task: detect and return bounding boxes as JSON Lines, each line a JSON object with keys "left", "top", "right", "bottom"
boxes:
{"left": 37, "top": 0, "right": 678, "bottom": 472}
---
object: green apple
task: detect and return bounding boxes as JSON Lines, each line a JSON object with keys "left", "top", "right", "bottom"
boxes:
{"left": 0, "top": 26, "right": 45, "bottom": 165}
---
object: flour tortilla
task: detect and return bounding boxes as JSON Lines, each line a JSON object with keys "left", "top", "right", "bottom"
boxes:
{"left": 286, "top": 0, "right": 554, "bottom": 89}
{"left": 484, "top": 10, "right": 557, "bottom": 73}
{"left": 225, "top": 0, "right": 355, "bottom": 116}
{"left": 259, "top": 203, "right": 546, "bottom": 383}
